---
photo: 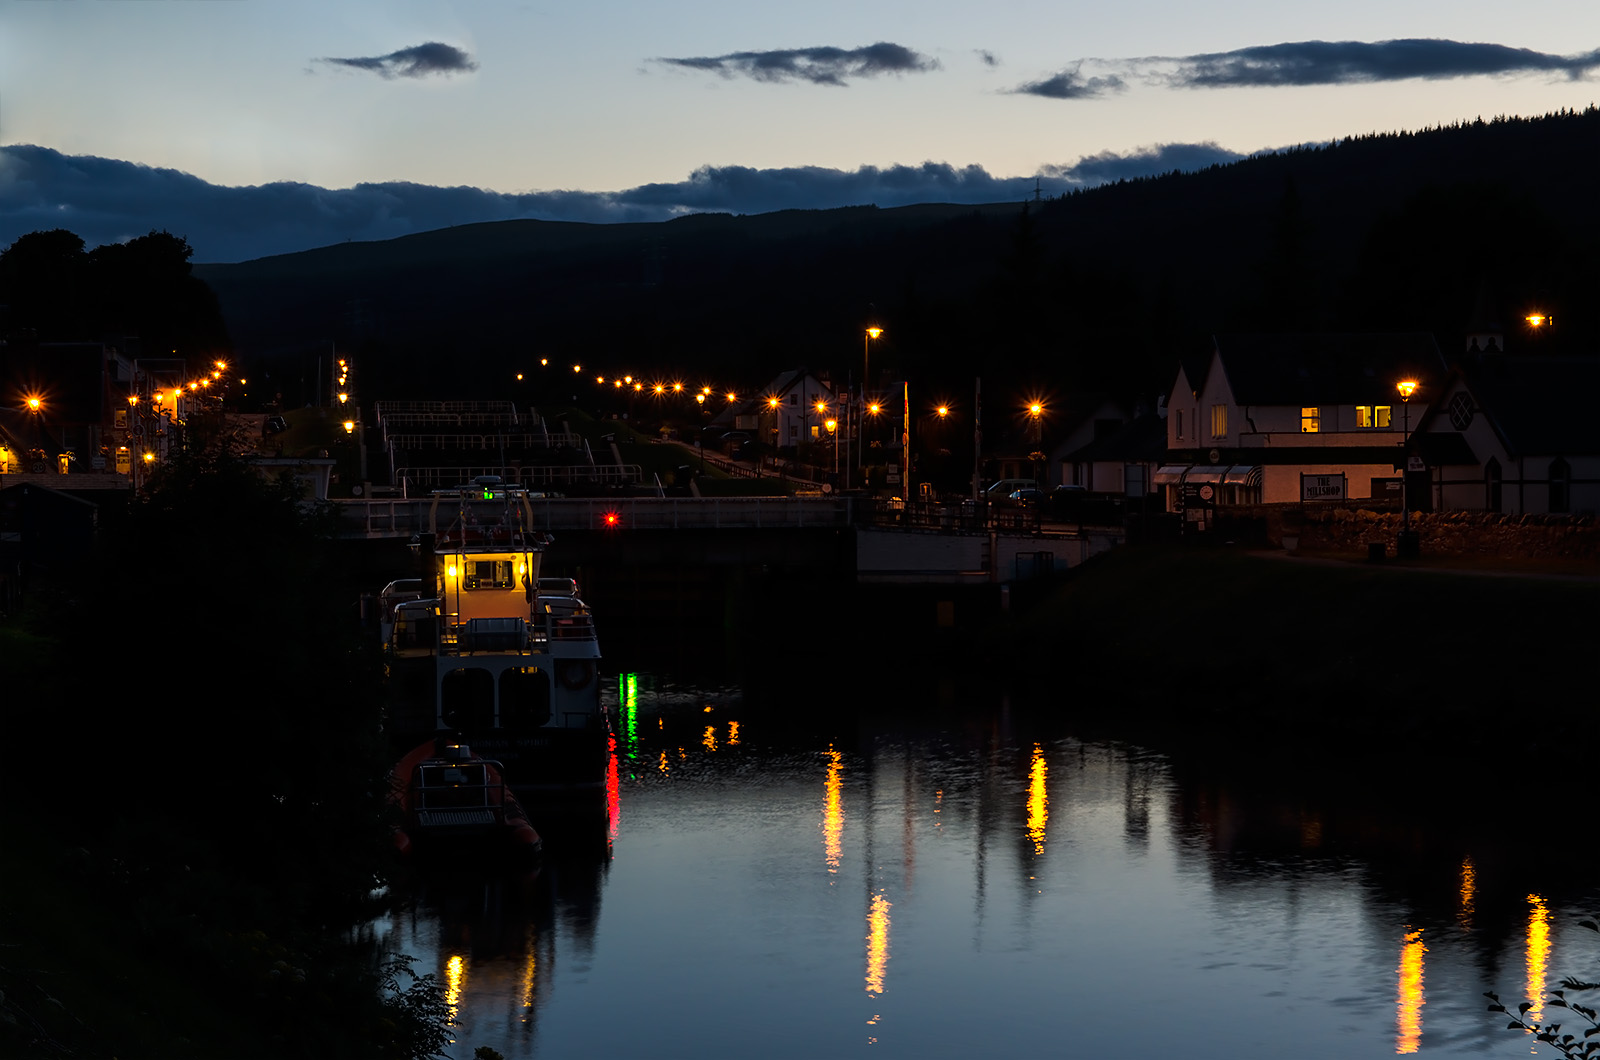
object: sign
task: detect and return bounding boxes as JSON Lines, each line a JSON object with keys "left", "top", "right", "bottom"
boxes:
{"left": 1198, "top": 484, "right": 1214, "bottom": 502}
{"left": 1300, "top": 474, "right": 1346, "bottom": 501}
{"left": 1406, "top": 456, "right": 1426, "bottom": 472}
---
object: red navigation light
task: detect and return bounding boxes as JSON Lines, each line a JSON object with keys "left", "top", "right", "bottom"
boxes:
{"left": 602, "top": 510, "right": 621, "bottom": 529}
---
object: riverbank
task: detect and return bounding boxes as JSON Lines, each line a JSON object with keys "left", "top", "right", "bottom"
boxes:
{"left": 967, "top": 543, "right": 1593, "bottom": 771}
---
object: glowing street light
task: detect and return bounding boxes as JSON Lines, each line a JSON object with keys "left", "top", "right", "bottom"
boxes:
{"left": 1397, "top": 379, "right": 1419, "bottom": 557}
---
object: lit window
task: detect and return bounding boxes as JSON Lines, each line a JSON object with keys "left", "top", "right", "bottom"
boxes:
{"left": 1356, "top": 405, "right": 1393, "bottom": 428}
{"left": 1210, "top": 404, "right": 1227, "bottom": 439}
{"left": 1301, "top": 407, "right": 1320, "bottom": 433}
{"left": 465, "top": 560, "right": 515, "bottom": 590}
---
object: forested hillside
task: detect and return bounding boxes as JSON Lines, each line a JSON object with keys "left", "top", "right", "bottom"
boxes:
{"left": 195, "top": 107, "right": 1598, "bottom": 405}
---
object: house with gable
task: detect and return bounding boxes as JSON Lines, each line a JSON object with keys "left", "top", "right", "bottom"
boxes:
{"left": 1413, "top": 343, "right": 1599, "bottom": 515}
{"left": 716, "top": 368, "right": 840, "bottom": 452}
{"left": 1159, "top": 333, "right": 1450, "bottom": 510}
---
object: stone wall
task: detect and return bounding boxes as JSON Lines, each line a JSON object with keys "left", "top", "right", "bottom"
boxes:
{"left": 1273, "top": 506, "right": 1599, "bottom": 561}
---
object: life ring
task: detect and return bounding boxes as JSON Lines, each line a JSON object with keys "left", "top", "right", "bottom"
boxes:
{"left": 557, "top": 659, "right": 595, "bottom": 690}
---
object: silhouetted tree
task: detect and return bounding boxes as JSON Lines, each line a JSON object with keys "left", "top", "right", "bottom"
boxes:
{"left": 0, "top": 228, "right": 90, "bottom": 338}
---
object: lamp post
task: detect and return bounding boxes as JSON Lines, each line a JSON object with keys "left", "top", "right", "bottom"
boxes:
{"left": 861, "top": 327, "right": 881, "bottom": 476}
{"left": 767, "top": 395, "right": 781, "bottom": 474}
{"left": 1396, "top": 379, "right": 1418, "bottom": 558}
{"left": 815, "top": 399, "right": 829, "bottom": 484}
{"left": 1028, "top": 402, "right": 1044, "bottom": 487}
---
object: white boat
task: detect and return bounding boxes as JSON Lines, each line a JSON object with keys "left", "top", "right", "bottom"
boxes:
{"left": 381, "top": 476, "right": 609, "bottom": 792}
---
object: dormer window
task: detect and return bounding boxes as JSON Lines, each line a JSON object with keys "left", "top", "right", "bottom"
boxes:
{"left": 1210, "top": 405, "right": 1227, "bottom": 439}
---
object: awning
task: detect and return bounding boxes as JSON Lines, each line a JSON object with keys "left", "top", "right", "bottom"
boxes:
{"left": 1155, "top": 464, "right": 1262, "bottom": 487}
{"left": 1183, "top": 466, "right": 1230, "bottom": 484}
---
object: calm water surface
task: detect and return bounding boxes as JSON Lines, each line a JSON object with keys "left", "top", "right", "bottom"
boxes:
{"left": 373, "top": 672, "right": 1594, "bottom": 1059}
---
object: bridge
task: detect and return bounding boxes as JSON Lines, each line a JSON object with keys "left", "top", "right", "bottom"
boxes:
{"left": 337, "top": 494, "right": 861, "bottom": 538}
{"left": 336, "top": 494, "right": 1121, "bottom": 588}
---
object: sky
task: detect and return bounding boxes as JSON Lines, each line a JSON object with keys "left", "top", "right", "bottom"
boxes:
{"left": 1, "top": 0, "right": 1596, "bottom": 262}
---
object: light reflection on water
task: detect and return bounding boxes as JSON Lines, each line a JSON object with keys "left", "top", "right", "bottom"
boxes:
{"left": 372, "top": 674, "right": 1595, "bottom": 1059}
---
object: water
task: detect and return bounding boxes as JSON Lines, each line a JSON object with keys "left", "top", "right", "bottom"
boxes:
{"left": 372, "top": 672, "right": 1595, "bottom": 1059}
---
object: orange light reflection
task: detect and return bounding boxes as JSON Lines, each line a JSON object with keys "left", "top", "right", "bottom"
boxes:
{"left": 1457, "top": 857, "right": 1475, "bottom": 928}
{"left": 865, "top": 890, "right": 891, "bottom": 995}
{"left": 1396, "top": 928, "right": 1425, "bottom": 1054}
{"left": 444, "top": 953, "right": 466, "bottom": 1038}
{"left": 1526, "top": 894, "right": 1550, "bottom": 1025}
{"left": 702, "top": 725, "right": 717, "bottom": 753}
{"left": 1026, "top": 744, "right": 1048, "bottom": 855}
{"left": 822, "top": 748, "right": 844, "bottom": 874}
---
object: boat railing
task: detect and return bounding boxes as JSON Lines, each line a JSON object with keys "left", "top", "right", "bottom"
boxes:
{"left": 400, "top": 604, "right": 597, "bottom": 657}
{"left": 545, "top": 608, "right": 597, "bottom": 641}
{"left": 410, "top": 761, "right": 508, "bottom": 830}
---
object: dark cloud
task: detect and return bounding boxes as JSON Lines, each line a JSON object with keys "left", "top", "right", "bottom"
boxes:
{"left": 318, "top": 41, "right": 478, "bottom": 79}
{"left": 1013, "top": 67, "right": 1126, "bottom": 99}
{"left": 1016, "top": 39, "right": 1600, "bottom": 98}
{"left": 658, "top": 42, "right": 938, "bottom": 86}
{"left": 0, "top": 142, "right": 1241, "bottom": 263}
{"left": 976, "top": 50, "right": 1000, "bottom": 68}
{"left": 1167, "top": 39, "right": 1600, "bottom": 87}
{"left": 1044, "top": 142, "right": 1245, "bottom": 183}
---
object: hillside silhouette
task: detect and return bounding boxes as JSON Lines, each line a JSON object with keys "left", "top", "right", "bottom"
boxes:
{"left": 195, "top": 107, "right": 1598, "bottom": 405}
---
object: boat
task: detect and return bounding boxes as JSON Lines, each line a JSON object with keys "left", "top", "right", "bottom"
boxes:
{"left": 389, "top": 740, "right": 541, "bottom": 868}
{"left": 380, "top": 477, "right": 610, "bottom": 793}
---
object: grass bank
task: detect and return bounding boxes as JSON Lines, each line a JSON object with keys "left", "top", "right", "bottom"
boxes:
{"left": 972, "top": 545, "right": 1593, "bottom": 772}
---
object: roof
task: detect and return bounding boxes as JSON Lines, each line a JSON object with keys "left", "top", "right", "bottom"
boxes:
{"left": 1212, "top": 333, "right": 1449, "bottom": 407}
{"left": 1457, "top": 354, "right": 1600, "bottom": 457}
{"left": 1062, "top": 413, "right": 1167, "bottom": 463}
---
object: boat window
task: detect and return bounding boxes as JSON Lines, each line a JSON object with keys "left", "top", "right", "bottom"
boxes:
{"left": 466, "top": 560, "right": 515, "bottom": 590}
{"left": 500, "top": 667, "right": 553, "bottom": 731}
{"left": 441, "top": 668, "right": 494, "bottom": 732}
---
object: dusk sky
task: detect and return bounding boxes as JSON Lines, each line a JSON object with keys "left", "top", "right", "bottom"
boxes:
{"left": 2, "top": 0, "right": 1596, "bottom": 262}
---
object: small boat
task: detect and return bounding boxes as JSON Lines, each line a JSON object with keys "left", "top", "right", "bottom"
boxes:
{"left": 389, "top": 740, "right": 542, "bottom": 868}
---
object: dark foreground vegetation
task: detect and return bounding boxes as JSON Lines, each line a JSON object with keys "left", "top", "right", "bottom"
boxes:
{"left": 0, "top": 453, "right": 448, "bottom": 1060}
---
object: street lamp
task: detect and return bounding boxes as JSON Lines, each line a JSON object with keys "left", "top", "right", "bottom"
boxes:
{"left": 767, "top": 395, "right": 782, "bottom": 472}
{"left": 1396, "top": 379, "right": 1419, "bottom": 558}
{"left": 861, "top": 327, "right": 882, "bottom": 477}
{"left": 1027, "top": 402, "right": 1045, "bottom": 487}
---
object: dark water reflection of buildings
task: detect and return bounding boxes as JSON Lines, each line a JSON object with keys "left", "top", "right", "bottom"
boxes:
{"left": 378, "top": 672, "right": 1594, "bottom": 1059}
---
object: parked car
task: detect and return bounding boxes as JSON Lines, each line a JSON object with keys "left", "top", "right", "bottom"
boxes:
{"left": 984, "top": 478, "right": 1038, "bottom": 498}
{"left": 1007, "top": 487, "right": 1046, "bottom": 507}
